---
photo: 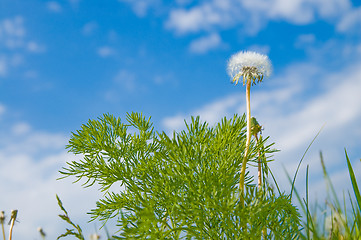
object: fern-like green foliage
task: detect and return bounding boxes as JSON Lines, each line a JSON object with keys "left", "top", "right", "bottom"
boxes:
{"left": 60, "top": 112, "right": 301, "bottom": 239}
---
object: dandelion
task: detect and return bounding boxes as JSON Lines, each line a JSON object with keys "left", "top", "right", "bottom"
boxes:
{"left": 227, "top": 51, "right": 272, "bottom": 86}
{"left": 8, "top": 210, "right": 17, "bottom": 240}
{"left": 38, "top": 227, "right": 46, "bottom": 240}
{"left": 1, "top": 211, "right": 5, "bottom": 240}
{"left": 227, "top": 50, "right": 272, "bottom": 206}
{"left": 90, "top": 233, "right": 100, "bottom": 240}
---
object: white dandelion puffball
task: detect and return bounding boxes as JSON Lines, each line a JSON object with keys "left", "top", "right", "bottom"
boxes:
{"left": 227, "top": 51, "right": 272, "bottom": 85}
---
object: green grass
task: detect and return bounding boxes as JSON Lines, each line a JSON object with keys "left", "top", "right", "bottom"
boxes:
{"left": 290, "top": 150, "right": 361, "bottom": 240}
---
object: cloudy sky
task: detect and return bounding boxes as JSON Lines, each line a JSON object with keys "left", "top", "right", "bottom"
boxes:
{"left": 1, "top": 0, "right": 361, "bottom": 239}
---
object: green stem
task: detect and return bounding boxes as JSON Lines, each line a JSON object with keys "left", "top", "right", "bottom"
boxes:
{"left": 239, "top": 78, "right": 252, "bottom": 206}
{"left": 255, "top": 134, "right": 262, "bottom": 191}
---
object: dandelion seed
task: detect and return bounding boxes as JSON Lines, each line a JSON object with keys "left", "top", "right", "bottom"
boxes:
{"left": 227, "top": 51, "right": 272, "bottom": 85}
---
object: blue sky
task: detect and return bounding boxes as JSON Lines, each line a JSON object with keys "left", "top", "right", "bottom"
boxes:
{"left": 1, "top": 0, "right": 361, "bottom": 239}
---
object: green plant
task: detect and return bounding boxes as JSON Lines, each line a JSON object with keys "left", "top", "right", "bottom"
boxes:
{"left": 290, "top": 150, "right": 361, "bottom": 239}
{"left": 59, "top": 112, "right": 300, "bottom": 239}
{"left": 56, "top": 194, "right": 85, "bottom": 240}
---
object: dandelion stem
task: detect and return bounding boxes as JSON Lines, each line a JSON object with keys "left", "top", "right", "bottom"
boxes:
{"left": 239, "top": 78, "right": 252, "bottom": 206}
{"left": 1, "top": 224, "right": 4, "bottom": 240}
{"left": 0, "top": 211, "right": 5, "bottom": 240}
{"left": 8, "top": 210, "right": 17, "bottom": 240}
{"left": 8, "top": 220, "right": 14, "bottom": 240}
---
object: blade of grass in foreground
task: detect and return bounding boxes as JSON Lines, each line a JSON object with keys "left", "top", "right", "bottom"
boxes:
{"left": 290, "top": 124, "right": 325, "bottom": 199}
{"left": 320, "top": 151, "right": 341, "bottom": 209}
{"left": 345, "top": 149, "right": 361, "bottom": 213}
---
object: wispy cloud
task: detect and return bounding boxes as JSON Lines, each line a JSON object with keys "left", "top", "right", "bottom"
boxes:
{"left": 165, "top": 0, "right": 238, "bottom": 35}
{"left": 247, "top": 44, "right": 271, "bottom": 55}
{"left": 104, "top": 69, "right": 141, "bottom": 102}
{"left": 46, "top": 1, "right": 63, "bottom": 13}
{"left": 0, "top": 103, "right": 5, "bottom": 117}
{"left": 337, "top": 6, "right": 361, "bottom": 33}
{"left": 0, "top": 16, "right": 26, "bottom": 49}
{"left": 189, "top": 32, "right": 223, "bottom": 54}
{"left": 0, "top": 16, "right": 45, "bottom": 78}
{"left": 0, "top": 106, "right": 112, "bottom": 239}
{"left": 165, "top": 0, "right": 354, "bottom": 35}
{"left": 82, "top": 21, "right": 98, "bottom": 36}
{"left": 27, "top": 41, "right": 46, "bottom": 53}
{"left": 118, "top": 0, "right": 161, "bottom": 17}
{"left": 97, "top": 46, "right": 116, "bottom": 58}
{"left": 113, "top": 69, "right": 137, "bottom": 92}
{"left": 0, "top": 54, "right": 25, "bottom": 78}
{"left": 0, "top": 56, "right": 7, "bottom": 77}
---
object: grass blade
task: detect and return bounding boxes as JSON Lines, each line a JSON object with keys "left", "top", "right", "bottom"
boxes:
{"left": 290, "top": 124, "right": 325, "bottom": 199}
{"left": 345, "top": 149, "right": 361, "bottom": 213}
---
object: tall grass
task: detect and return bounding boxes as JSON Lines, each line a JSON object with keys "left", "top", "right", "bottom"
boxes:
{"left": 290, "top": 150, "right": 361, "bottom": 239}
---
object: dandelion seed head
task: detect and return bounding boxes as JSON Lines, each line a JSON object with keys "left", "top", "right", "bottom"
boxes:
{"left": 10, "top": 210, "right": 18, "bottom": 221}
{"left": 90, "top": 233, "right": 101, "bottom": 240}
{"left": 0, "top": 211, "right": 5, "bottom": 224}
{"left": 227, "top": 51, "right": 272, "bottom": 85}
{"left": 37, "top": 227, "right": 46, "bottom": 237}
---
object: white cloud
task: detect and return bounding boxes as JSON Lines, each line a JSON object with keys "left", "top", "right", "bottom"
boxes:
{"left": 337, "top": 6, "right": 361, "bottom": 33}
{"left": 0, "top": 108, "right": 116, "bottom": 239}
{"left": 0, "top": 103, "right": 5, "bottom": 116}
{"left": 153, "top": 72, "right": 178, "bottom": 86}
{"left": 11, "top": 122, "right": 31, "bottom": 135}
{"left": 0, "top": 16, "right": 25, "bottom": 37}
{"left": 0, "top": 16, "right": 44, "bottom": 77}
{"left": 46, "top": 1, "right": 62, "bottom": 13}
{"left": 117, "top": 0, "right": 355, "bottom": 37}
{"left": 189, "top": 32, "right": 223, "bottom": 54}
{"left": 97, "top": 46, "right": 116, "bottom": 58}
{"left": 0, "top": 55, "right": 24, "bottom": 77}
{"left": 0, "top": 16, "right": 45, "bottom": 52}
{"left": 0, "top": 16, "right": 25, "bottom": 49}
{"left": 295, "top": 34, "right": 316, "bottom": 48}
{"left": 24, "top": 70, "right": 38, "bottom": 79}
{"left": 0, "top": 56, "right": 7, "bottom": 77}
{"left": 166, "top": 0, "right": 239, "bottom": 35}
{"left": 165, "top": 0, "right": 353, "bottom": 35}
{"left": 27, "top": 41, "right": 46, "bottom": 53}
{"left": 82, "top": 21, "right": 98, "bottom": 35}
{"left": 118, "top": 0, "right": 161, "bottom": 17}
{"left": 163, "top": 94, "right": 242, "bottom": 133}
{"left": 176, "top": 0, "right": 193, "bottom": 6}
{"left": 247, "top": 44, "right": 271, "bottom": 55}
{"left": 113, "top": 69, "right": 136, "bottom": 91}
{"left": 69, "top": 0, "right": 81, "bottom": 7}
